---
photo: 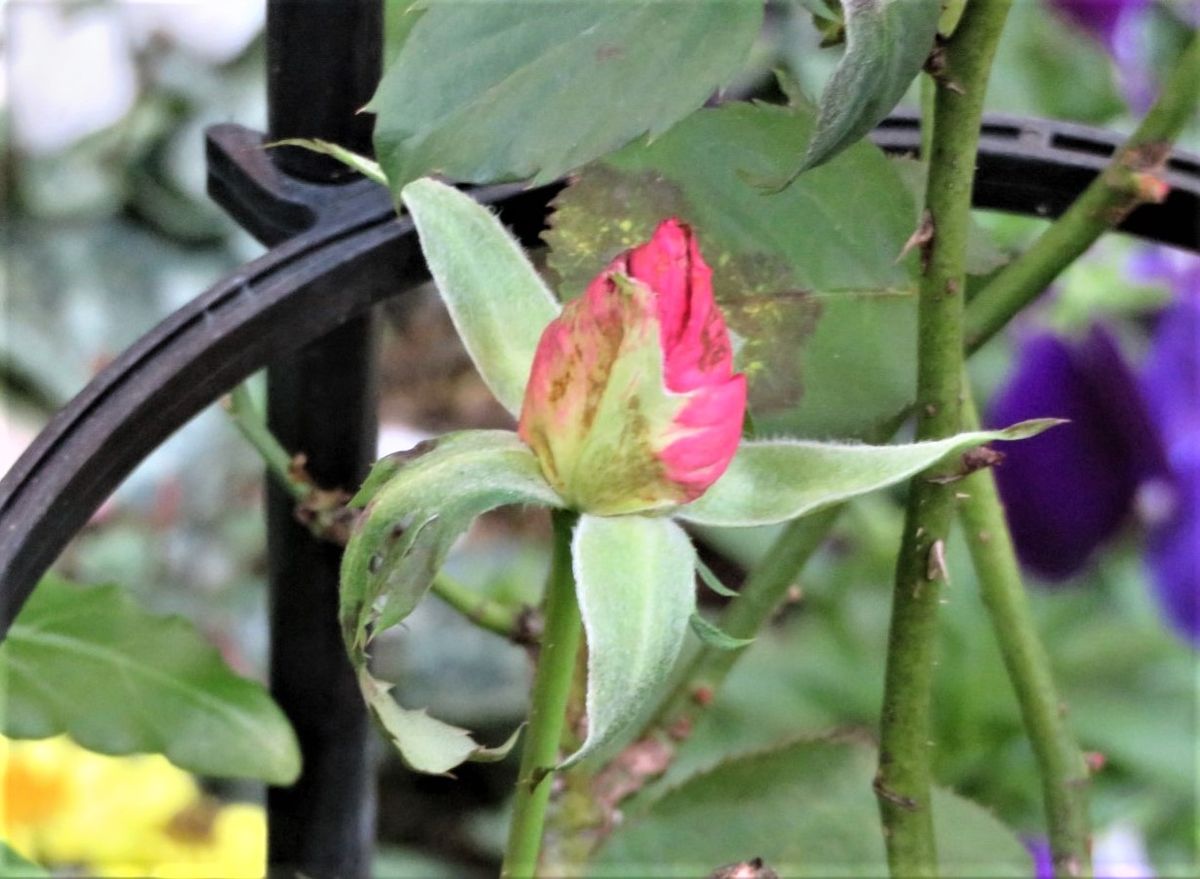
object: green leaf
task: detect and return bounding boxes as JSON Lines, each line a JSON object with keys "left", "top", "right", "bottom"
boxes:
{"left": 370, "top": 1, "right": 763, "bottom": 192}
{"left": 0, "top": 575, "right": 300, "bottom": 784}
{"left": 679, "top": 420, "right": 1061, "bottom": 527}
{"left": 563, "top": 514, "right": 697, "bottom": 768}
{"left": 696, "top": 557, "right": 739, "bottom": 598}
{"left": 267, "top": 138, "right": 387, "bottom": 185}
{"left": 689, "top": 613, "right": 754, "bottom": 650}
{"left": 401, "top": 178, "right": 560, "bottom": 416}
{"left": 544, "top": 101, "right": 922, "bottom": 439}
{"left": 357, "top": 668, "right": 519, "bottom": 776}
{"left": 787, "top": 0, "right": 941, "bottom": 179}
{"left": 340, "top": 430, "right": 562, "bottom": 653}
{"left": 594, "top": 736, "right": 1030, "bottom": 877}
{"left": 0, "top": 842, "right": 47, "bottom": 878}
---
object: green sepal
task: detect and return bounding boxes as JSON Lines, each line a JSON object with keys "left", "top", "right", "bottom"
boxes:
{"left": 696, "top": 557, "right": 739, "bottom": 598}
{"left": 340, "top": 430, "right": 562, "bottom": 653}
{"left": 266, "top": 138, "right": 387, "bottom": 185}
{"left": 401, "top": 178, "right": 561, "bottom": 417}
{"left": 562, "top": 514, "right": 697, "bottom": 769}
{"left": 340, "top": 430, "right": 558, "bottom": 776}
{"left": 679, "top": 420, "right": 1062, "bottom": 528}
{"left": 689, "top": 613, "right": 755, "bottom": 651}
{"left": 358, "top": 668, "right": 521, "bottom": 776}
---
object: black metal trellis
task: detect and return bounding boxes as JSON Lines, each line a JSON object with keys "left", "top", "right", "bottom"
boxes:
{"left": 0, "top": 13, "right": 1197, "bottom": 874}
{"left": 260, "top": 4, "right": 381, "bottom": 875}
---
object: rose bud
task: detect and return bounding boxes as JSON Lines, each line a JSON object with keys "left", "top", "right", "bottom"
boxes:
{"left": 518, "top": 218, "right": 747, "bottom": 516}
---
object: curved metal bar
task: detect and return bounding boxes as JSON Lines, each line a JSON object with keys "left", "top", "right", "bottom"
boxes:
{"left": 875, "top": 109, "right": 1200, "bottom": 250}
{"left": 0, "top": 172, "right": 556, "bottom": 630}
{"left": 1, "top": 114, "right": 1198, "bottom": 633}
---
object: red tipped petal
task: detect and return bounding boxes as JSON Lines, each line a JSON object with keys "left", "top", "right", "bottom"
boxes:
{"left": 660, "top": 375, "right": 747, "bottom": 499}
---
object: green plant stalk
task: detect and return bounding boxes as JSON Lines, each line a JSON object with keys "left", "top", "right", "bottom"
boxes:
{"left": 965, "top": 32, "right": 1200, "bottom": 353}
{"left": 225, "top": 385, "right": 307, "bottom": 502}
{"left": 582, "top": 16, "right": 1193, "bottom": 863}
{"left": 224, "top": 382, "right": 529, "bottom": 642}
{"left": 958, "top": 384, "right": 1091, "bottom": 878}
{"left": 876, "top": 3, "right": 1011, "bottom": 876}
{"left": 428, "top": 574, "right": 531, "bottom": 643}
{"left": 501, "top": 510, "right": 584, "bottom": 879}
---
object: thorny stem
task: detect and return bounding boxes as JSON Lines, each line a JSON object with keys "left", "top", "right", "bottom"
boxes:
{"left": 501, "top": 511, "right": 584, "bottom": 879}
{"left": 226, "top": 384, "right": 307, "bottom": 502}
{"left": 554, "top": 16, "right": 1197, "bottom": 876}
{"left": 876, "top": 3, "right": 1011, "bottom": 876}
{"left": 959, "top": 382, "right": 1092, "bottom": 878}
{"left": 223, "top": 383, "right": 533, "bottom": 644}
{"left": 965, "top": 32, "right": 1200, "bottom": 353}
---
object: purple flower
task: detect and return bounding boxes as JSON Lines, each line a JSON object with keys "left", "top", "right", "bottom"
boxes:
{"left": 987, "top": 326, "right": 1168, "bottom": 580}
{"left": 987, "top": 280, "right": 1199, "bottom": 645}
{"left": 1026, "top": 837, "right": 1054, "bottom": 879}
{"left": 1047, "top": 0, "right": 1149, "bottom": 52}
{"left": 1045, "top": 0, "right": 1155, "bottom": 110}
{"left": 1027, "top": 825, "right": 1157, "bottom": 878}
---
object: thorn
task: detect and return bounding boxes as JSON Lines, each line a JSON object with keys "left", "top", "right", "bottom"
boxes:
{"left": 963, "top": 446, "right": 1006, "bottom": 473}
{"left": 923, "top": 40, "right": 966, "bottom": 95}
{"left": 929, "top": 446, "right": 1005, "bottom": 483}
{"left": 897, "top": 209, "right": 935, "bottom": 272}
{"left": 926, "top": 539, "right": 949, "bottom": 582}
{"left": 873, "top": 773, "right": 919, "bottom": 811}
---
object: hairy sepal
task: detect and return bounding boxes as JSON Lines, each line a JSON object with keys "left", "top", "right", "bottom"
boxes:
{"left": 562, "top": 514, "right": 697, "bottom": 769}
{"left": 402, "top": 178, "right": 561, "bottom": 416}
{"left": 358, "top": 668, "right": 521, "bottom": 776}
{"left": 340, "top": 430, "right": 557, "bottom": 776}
{"left": 340, "top": 430, "right": 562, "bottom": 653}
{"left": 678, "top": 420, "right": 1063, "bottom": 527}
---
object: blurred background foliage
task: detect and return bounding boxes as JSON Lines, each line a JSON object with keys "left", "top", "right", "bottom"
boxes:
{"left": 1, "top": 1, "right": 1196, "bottom": 876}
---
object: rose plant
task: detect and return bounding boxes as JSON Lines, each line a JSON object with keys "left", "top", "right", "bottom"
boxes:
{"left": 335, "top": 180, "right": 1053, "bottom": 866}
{"left": 2, "top": 1, "right": 1197, "bottom": 876}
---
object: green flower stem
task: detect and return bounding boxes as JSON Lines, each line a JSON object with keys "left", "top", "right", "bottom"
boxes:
{"left": 965, "top": 32, "right": 1200, "bottom": 354}
{"left": 876, "top": 4, "right": 1010, "bottom": 876}
{"left": 225, "top": 384, "right": 308, "bottom": 502}
{"left": 224, "top": 383, "right": 531, "bottom": 643}
{"left": 958, "top": 383, "right": 1091, "bottom": 878}
{"left": 644, "top": 510, "right": 836, "bottom": 736}
{"left": 501, "top": 510, "right": 584, "bottom": 879}
{"left": 428, "top": 573, "right": 533, "bottom": 645}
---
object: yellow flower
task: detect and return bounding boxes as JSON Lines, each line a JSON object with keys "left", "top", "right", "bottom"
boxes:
{"left": 2, "top": 735, "right": 266, "bottom": 877}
